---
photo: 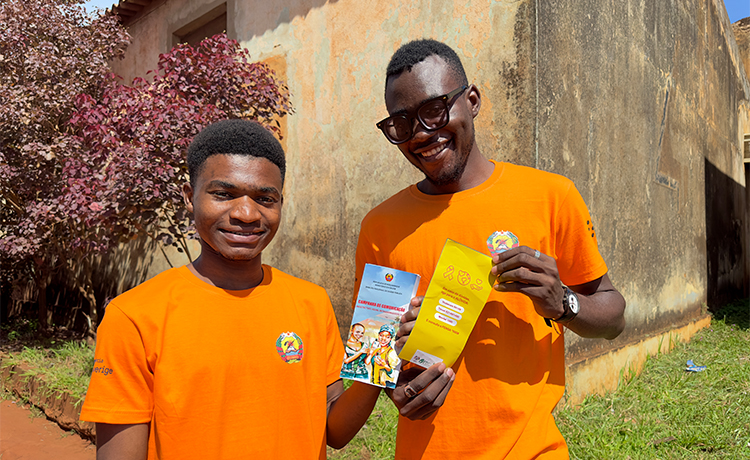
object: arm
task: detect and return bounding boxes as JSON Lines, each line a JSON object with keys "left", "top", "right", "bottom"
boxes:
{"left": 342, "top": 347, "right": 366, "bottom": 364}
{"left": 325, "top": 380, "right": 381, "bottom": 449}
{"left": 96, "top": 423, "right": 149, "bottom": 460}
{"left": 492, "top": 246, "right": 626, "bottom": 339}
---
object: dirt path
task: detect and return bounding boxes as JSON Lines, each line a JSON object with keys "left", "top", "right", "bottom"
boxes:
{"left": 0, "top": 399, "right": 95, "bottom": 460}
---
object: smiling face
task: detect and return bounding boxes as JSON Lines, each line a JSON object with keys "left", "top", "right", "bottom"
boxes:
{"left": 351, "top": 324, "right": 365, "bottom": 341}
{"left": 183, "top": 154, "right": 283, "bottom": 269}
{"left": 385, "top": 55, "right": 482, "bottom": 194}
{"left": 378, "top": 330, "right": 392, "bottom": 347}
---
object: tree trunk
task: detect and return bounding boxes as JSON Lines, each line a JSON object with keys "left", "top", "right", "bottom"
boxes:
{"left": 75, "top": 265, "right": 98, "bottom": 340}
{"left": 37, "top": 274, "right": 48, "bottom": 331}
{"left": 33, "top": 257, "right": 50, "bottom": 331}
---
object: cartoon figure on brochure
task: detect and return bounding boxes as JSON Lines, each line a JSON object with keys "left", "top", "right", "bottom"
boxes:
{"left": 340, "top": 323, "right": 369, "bottom": 380}
{"left": 367, "top": 324, "right": 399, "bottom": 388}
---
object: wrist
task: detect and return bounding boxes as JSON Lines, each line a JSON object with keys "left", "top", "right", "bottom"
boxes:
{"left": 553, "top": 285, "right": 580, "bottom": 324}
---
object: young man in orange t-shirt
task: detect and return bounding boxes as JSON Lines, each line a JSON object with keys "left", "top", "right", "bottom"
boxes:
{"left": 358, "top": 39, "right": 627, "bottom": 458}
{"left": 81, "top": 119, "right": 454, "bottom": 459}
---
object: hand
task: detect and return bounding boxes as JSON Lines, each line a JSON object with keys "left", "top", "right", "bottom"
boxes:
{"left": 394, "top": 296, "right": 423, "bottom": 351}
{"left": 390, "top": 362, "right": 455, "bottom": 420}
{"left": 491, "top": 246, "right": 564, "bottom": 321}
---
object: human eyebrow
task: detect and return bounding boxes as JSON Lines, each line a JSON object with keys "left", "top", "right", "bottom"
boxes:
{"left": 256, "top": 186, "right": 281, "bottom": 196}
{"left": 206, "top": 180, "right": 237, "bottom": 189}
{"left": 206, "top": 180, "right": 280, "bottom": 197}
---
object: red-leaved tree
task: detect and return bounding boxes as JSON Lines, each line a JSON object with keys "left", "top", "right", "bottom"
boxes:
{"left": 1, "top": 8, "right": 292, "bottom": 333}
{"left": 0, "top": 0, "right": 129, "bottom": 331}
{"left": 67, "top": 34, "right": 292, "bottom": 262}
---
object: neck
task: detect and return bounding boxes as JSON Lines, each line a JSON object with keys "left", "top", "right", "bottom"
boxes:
{"left": 188, "top": 242, "right": 265, "bottom": 290}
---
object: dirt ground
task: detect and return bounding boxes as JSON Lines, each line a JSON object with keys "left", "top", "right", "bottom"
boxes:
{"left": 0, "top": 399, "right": 95, "bottom": 460}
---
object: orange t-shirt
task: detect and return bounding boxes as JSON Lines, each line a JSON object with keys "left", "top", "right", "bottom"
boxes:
{"left": 355, "top": 161, "right": 607, "bottom": 459}
{"left": 80, "top": 265, "right": 343, "bottom": 459}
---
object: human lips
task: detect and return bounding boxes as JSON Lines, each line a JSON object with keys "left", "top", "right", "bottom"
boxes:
{"left": 220, "top": 228, "right": 264, "bottom": 243}
{"left": 413, "top": 137, "right": 452, "bottom": 160}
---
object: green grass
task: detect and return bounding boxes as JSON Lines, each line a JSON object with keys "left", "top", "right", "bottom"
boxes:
{"left": 1, "top": 340, "right": 95, "bottom": 404}
{"left": 556, "top": 299, "right": 750, "bottom": 459}
{"left": 328, "top": 385, "right": 399, "bottom": 459}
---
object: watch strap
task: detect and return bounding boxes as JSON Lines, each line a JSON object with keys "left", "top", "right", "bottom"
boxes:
{"left": 553, "top": 285, "right": 579, "bottom": 323}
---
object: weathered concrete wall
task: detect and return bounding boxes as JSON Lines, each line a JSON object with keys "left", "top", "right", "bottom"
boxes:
{"left": 108, "top": 0, "right": 748, "bottom": 401}
{"left": 732, "top": 16, "right": 750, "bottom": 297}
{"left": 538, "top": 0, "right": 748, "bottom": 395}
{"left": 733, "top": 17, "right": 750, "bottom": 79}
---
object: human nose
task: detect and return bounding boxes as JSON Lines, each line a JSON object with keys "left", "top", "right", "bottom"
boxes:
{"left": 229, "top": 196, "right": 261, "bottom": 223}
{"left": 409, "top": 116, "right": 434, "bottom": 142}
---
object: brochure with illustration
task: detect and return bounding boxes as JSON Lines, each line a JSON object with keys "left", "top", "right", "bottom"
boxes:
{"left": 340, "top": 264, "right": 420, "bottom": 389}
{"left": 398, "top": 239, "right": 494, "bottom": 368}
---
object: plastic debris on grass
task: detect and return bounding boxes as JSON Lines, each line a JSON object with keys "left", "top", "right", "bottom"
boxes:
{"left": 685, "top": 359, "right": 706, "bottom": 372}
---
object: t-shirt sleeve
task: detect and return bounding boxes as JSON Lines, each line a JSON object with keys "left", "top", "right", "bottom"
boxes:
{"left": 353, "top": 220, "right": 378, "bottom": 309}
{"left": 554, "top": 182, "right": 608, "bottom": 286}
{"left": 79, "top": 303, "right": 154, "bottom": 423}
{"left": 324, "top": 293, "right": 345, "bottom": 386}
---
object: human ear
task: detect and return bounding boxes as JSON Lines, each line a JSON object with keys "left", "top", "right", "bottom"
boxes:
{"left": 182, "top": 182, "right": 194, "bottom": 213}
{"left": 467, "top": 84, "right": 481, "bottom": 118}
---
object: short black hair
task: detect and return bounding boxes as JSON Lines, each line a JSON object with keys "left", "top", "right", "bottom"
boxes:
{"left": 385, "top": 39, "right": 468, "bottom": 89}
{"left": 187, "top": 119, "right": 286, "bottom": 186}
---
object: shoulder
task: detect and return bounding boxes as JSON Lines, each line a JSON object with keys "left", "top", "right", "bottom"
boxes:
{"left": 500, "top": 162, "right": 575, "bottom": 193}
{"left": 265, "top": 266, "right": 330, "bottom": 301}
{"left": 360, "top": 186, "right": 413, "bottom": 229}
{"left": 109, "top": 267, "right": 186, "bottom": 313}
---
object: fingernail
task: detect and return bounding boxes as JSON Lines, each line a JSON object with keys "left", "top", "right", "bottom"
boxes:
{"left": 447, "top": 368, "right": 455, "bottom": 379}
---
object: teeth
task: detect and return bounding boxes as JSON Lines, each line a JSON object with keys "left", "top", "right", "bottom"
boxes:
{"left": 418, "top": 140, "right": 449, "bottom": 158}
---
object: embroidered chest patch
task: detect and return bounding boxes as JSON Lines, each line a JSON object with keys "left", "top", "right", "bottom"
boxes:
{"left": 276, "top": 332, "right": 304, "bottom": 364}
{"left": 487, "top": 230, "right": 520, "bottom": 255}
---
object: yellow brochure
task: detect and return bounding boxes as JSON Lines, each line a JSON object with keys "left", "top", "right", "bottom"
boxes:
{"left": 398, "top": 239, "right": 494, "bottom": 368}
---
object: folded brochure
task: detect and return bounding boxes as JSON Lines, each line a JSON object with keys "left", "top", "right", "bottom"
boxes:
{"left": 398, "top": 239, "right": 494, "bottom": 368}
{"left": 340, "top": 263, "right": 420, "bottom": 388}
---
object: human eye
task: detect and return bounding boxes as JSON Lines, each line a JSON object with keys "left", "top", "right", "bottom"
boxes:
{"left": 419, "top": 100, "right": 445, "bottom": 121}
{"left": 209, "top": 190, "right": 233, "bottom": 200}
{"left": 388, "top": 116, "right": 411, "bottom": 140}
{"left": 256, "top": 194, "right": 279, "bottom": 205}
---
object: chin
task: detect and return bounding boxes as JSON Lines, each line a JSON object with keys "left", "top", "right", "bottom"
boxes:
{"left": 219, "top": 251, "right": 262, "bottom": 262}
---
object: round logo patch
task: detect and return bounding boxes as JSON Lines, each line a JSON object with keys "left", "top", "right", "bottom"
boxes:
{"left": 487, "top": 230, "right": 520, "bottom": 255}
{"left": 276, "top": 332, "right": 304, "bottom": 364}
{"left": 385, "top": 273, "right": 394, "bottom": 282}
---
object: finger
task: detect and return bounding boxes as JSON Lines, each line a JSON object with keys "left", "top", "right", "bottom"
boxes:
{"left": 498, "top": 250, "right": 547, "bottom": 271}
{"left": 403, "top": 362, "right": 446, "bottom": 392}
{"left": 394, "top": 330, "right": 413, "bottom": 350}
{"left": 493, "top": 245, "right": 532, "bottom": 262}
{"left": 396, "top": 318, "right": 416, "bottom": 339}
{"left": 409, "top": 296, "right": 425, "bottom": 309}
{"left": 495, "top": 266, "right": 546, "bottom": 286}
{"left": 492, "top": 250, "right": 547, "bottom": 277}
{"left": 400, "top": 306, "right": 421, "bottom": 324}
{"left": 412, "top": 372, "right": 455, "bottom": 420}
{"left": 396, "top": 306, "right": 421, "bottom": 346}
{"left": 399, "top": 366, "right": 455, "bottom": 419}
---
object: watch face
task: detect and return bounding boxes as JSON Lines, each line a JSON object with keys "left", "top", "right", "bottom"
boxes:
{"left": 567, "top": 292, "right": 580, "bottom": 314}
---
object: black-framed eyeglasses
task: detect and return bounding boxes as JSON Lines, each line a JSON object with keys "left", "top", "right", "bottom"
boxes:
{"left": 376, "top": 85, "right": 468, "bottom": 144}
